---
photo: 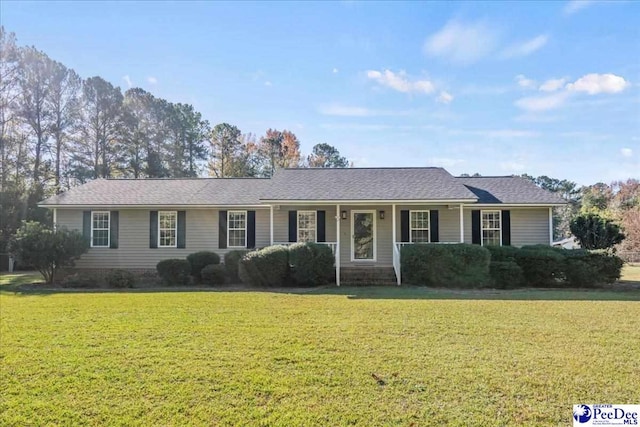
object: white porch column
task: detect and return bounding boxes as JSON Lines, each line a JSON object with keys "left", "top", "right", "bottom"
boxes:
{"left": 53, "top": 208, "right": 57, "bottom": 232}
{"left": 269, "top": 205, "right": 274, "bottom": 245}
{"left": 459, "top": 204, "right": 464, "bottom": 243}
{"left": 336, "top": 204, "right": 341, "bottom": 287}
{"left": 392, "top": 204, "right": 397, "bottom": 246}
{"left": 549, "top": 207, "right": 553, "bottom": 245}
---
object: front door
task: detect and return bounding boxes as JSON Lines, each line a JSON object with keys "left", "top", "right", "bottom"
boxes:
{"left": 351, "top": 210, "right": 376, "bottom": 261}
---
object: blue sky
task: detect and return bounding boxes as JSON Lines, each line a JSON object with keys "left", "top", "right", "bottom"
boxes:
{"left": 2, "top": 0, "right": 639, "bottom": 184}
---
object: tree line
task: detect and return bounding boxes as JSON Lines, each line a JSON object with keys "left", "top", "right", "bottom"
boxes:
{"left": 0, "top": 27, "right": 349, "bottom": 251}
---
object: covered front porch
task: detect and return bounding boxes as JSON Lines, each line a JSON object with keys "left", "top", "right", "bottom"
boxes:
{"left": 268, "top": 203, "right": 467, "bottom": 286}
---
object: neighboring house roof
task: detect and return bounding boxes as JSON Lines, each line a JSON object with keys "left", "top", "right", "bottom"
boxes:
{"left": 40, "top": 178, "right": 271, "bottom": 206}
{"left": 263, "top": 167, "right": 478, "bottom": 201}
{"left": 457, "top": 176, "right": 566, "bottom": 204}
{"left": 39, "top": 168, "right": 567, "bottom": 207}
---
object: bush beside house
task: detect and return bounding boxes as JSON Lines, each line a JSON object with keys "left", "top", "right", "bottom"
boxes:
{"left": 186, "top": 251, "right": 221, "bottom": 282}
{"left": 401, "top": 244, "right": 492, "bottom": 288}
{"left": 201, "top": 264, "right": 226, "bottom": 285}
{"left": 288, "top": 242, "right": 334, "bottom": 286}
{"left": 156, "top": 259, "right": 191, "bottom": 286}
{"left": 239, "top": 245, "right": 289, "bottom": 287}
{"left": 224, "top": 250, "right": 250, "bottom": 283}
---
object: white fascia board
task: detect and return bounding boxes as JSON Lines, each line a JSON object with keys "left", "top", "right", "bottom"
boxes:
{"left": 38, "top": 204, "right": 270, "bottom": 209}
{"left": 259, "top": 199, "right": 477, "bottom": 205}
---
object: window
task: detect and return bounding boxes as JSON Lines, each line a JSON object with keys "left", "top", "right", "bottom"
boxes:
{"left": 228, "top": 211, "right": 247, "bottom": 248}
{"left": 410, "top": 210, "right": 430, "bottom": 243}
{"left": 159, "top": 211, "right": 177, "bottom": 248}
{"left": 91, "top": 211, "right": 110, "bottom": 248}
{"left": 297, "top": 211, "right": 317, "bottom": 243}
{"left": 481, "top": 210, "right": 501, "bottom": 246}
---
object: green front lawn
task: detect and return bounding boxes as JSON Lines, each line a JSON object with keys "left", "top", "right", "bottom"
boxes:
{"left": 1, "top": 288, "right": 639, "bottom": 426}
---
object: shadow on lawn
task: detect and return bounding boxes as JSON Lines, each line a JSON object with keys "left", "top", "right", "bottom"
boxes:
{"left": 3, "top": 282, "right": 640, "bottom": 301}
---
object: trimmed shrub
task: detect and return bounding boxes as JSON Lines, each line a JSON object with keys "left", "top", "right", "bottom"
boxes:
{"left": 239, "top": 245, "right": 289, "bottom": 287}
{"left": 401, "top": 244, "right": 491, "bottom": 288}
{"left": 288, "top": 242, "right": 335, "bottom": 286}
{"left": 106, "top": 269, "right": 136, "bottom": 288}
{"left": 186, "top": 251, "right": 220, "bottom": 282}
{"left": 485, "top": 245, "right": 520, "bottom": 262}
{"left": 489, "top": 261, "right": 524, "bottom": 289}
{"left": 514, "top": 246, "right": 565, "bottom": 287}
{"left": 201, "top": 264, "right": 226, "bottom": 286}
{"left": 60, "top": 271, "right": 102, "bottom": 288}
{"left": 224, "top": 250, "right": 250, "bottom": 283}
{"left": 156, "top": 259, "right": 191, "bottom": 286}
{"left": 563, "top": 250, "right": 623, "bottom": 285}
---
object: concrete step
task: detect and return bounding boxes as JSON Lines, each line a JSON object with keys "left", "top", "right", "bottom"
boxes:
{"left": 340, "top": 267, "right": 397, "bottom": 286}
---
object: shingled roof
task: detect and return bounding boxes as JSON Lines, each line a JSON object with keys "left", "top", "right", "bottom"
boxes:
{"left": 40, "top": 169, "right": 566, "bottom": 206}
{"left": 457, "top": 176, "right": 566, "bottom": 204}
{"left": 40, "top": 178, "right": 270, "bottom": 206}
{"left": 263, "top": 167, "right": 478, "bottom": 201}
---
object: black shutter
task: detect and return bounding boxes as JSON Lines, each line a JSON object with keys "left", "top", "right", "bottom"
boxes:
{"left": 400, "top": 210, "right": 410, "bottom": 242}
{"left": 247, "top": 210, "right": 256, "bottom": 249}
{"left": 177, "top": 211, "right": 186, "bottom": 249}
{"left": 109, "top": 211, "right": 119, "bottom": 249}
{"left": 471, "top": 210, "right": 481, "bottom": 245}
{"left": 501, "top": 210, "right": 511, "bottom": 246}
{"left": 150, "top": 211, "right": 158, "bottom": 249}
{"left": 83, "top": 211, "right": 91, "bottom": 245}
{"left": 219, "top": 210, "right": 227, "bottom": 249}
{"left": 288, "top": 210, "right": 297, "bottom": 242}
{"left": 317, "top": 210, "right": 326, "bottom": 242}
{"left": 430, "top": 210, "right": 439, "bottom": 243}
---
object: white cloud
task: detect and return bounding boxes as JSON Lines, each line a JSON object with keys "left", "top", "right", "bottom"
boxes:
{"left": 501, "top": 34, "right": 549, "bottom": 58}
{"left": 123, "top": 75, "right": 133, "bottom": 88}
{"left": 516, "top": 74, "right": 536, "bottom": 89}
{"left": 318, "top": 104, "right": 413, "bottom": 117}
{"left": 449, "top": 129, "right": 539, "bottom": 138}
{"left": 264, "top": 81, "right": 272, "bottom": 87}
{"left": 621, "top": 148, "right": 633, "bottom": 158}
{"left": 147, "top": 76, "right": 158, "bottom": 85}
{"left": 566, "top": 73, "right": 628, "bottom": 94}
{"left": 332, "top": 68, "right": 339, "bottom": 74}
{"left": 366, "top": 69, "right": 436, "bottom": 94}
{"left": 539, "top": 78, "right": 566, "bottom": 92}
{"left": 428, "top": 157, "right": 466, "bottom": 168}
{"left": 564, "top": 0, "right": 595, "bottom": 14}
{"left": 500, "top": 161, "right": 526, "bottom": 173}
{"left": 515, "top": 91, "right": 570, "bottom": 112}
{"left": 423, "top": 20, "right": 499, "bottom": 64}
{"left": 437, "top": 91, "right": 454, "bottom": 104}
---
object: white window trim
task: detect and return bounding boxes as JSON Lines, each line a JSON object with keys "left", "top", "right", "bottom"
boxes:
{"left": 297, "top": 210, "right": 317, "bottom": 243}
{"left": 351, "top": 210, "right": 377, "bottom": 262}
{"left": 158, "top": 210, "right": 178, "bottom": 248}
{"left": 90, "top": 211, "right": 110, "bottom": 248}
{"left": 228, "top": 210, "right": 248, "bottom": 249}
{"left": 481, "top": 210, "right": 502, "bottom": 247}
{"left": 409, "top": 210, "right": 430, "bottom": 243}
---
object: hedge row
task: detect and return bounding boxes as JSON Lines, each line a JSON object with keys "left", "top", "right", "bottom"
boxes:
{"left": 401, "top": 243, "right": 623, "bottom": 289}
{"left": 155, "top": 243, "right": 335, "bottom": 287}
{"left": 239, "top": 242, "right": 334, "bottom": 287}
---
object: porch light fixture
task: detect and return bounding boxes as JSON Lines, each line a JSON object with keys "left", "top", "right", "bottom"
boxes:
{"left": 341, "top": 210, "right": 347, "bottom": 220}
{"left": 379, "top": 210, "right": 385, "bottom": 220}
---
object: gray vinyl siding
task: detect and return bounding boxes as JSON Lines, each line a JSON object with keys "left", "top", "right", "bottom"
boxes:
{"left": 510, "top": 208, "right": 550, "bottom": 246}
{"left": 56, "top": 208, "right": 270, "bottom": 269}
{"left": 393, "top": 205, "right": 462, "bottom": 243}
{"left": 273, "top": 206, "right": 338, "bottom": 244}
{"left": 463, "top": 207, "right": 550, "bottom": 247}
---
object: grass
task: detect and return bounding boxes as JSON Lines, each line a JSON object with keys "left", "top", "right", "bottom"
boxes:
{"left": 2, "top": 287, "right": 640, "bottom": 425}
{"left": 0, "top": 271, "right": 43, "bottom": 287}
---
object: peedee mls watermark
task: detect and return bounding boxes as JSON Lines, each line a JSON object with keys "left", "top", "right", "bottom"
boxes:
{"left": 573, "top": 404, "right": 639, "bottom": 426}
